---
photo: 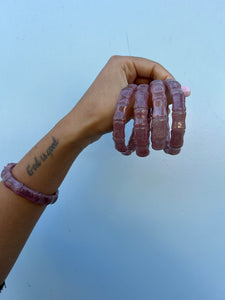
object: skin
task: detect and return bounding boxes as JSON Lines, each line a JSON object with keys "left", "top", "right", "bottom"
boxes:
{"left": 0, "top": 55, "right": 191, "bottom": 286}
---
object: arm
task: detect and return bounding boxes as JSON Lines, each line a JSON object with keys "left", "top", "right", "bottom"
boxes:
{"left": 0, "top": 103, "right": 97, "bottom": 285}
{"left": 0, "top": 55, "right": 190, "bottom": 286}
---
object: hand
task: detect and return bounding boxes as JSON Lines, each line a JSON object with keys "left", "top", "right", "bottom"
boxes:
{"left": 74, "top": 55, "right": 191, "bottom": 141}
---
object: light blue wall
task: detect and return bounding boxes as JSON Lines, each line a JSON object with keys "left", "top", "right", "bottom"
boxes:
{"left": 1, "top": 0, "right": 225, "bottom": 299}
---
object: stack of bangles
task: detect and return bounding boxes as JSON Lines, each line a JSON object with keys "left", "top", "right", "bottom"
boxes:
{"left": 113, "top": 79, "right": 186, "bottom": 157}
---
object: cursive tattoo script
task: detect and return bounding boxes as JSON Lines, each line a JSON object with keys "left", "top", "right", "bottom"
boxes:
{"left": 27, "top": 136, "right": 59, "bottom": 176}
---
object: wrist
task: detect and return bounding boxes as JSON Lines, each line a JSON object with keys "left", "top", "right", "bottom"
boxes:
{"left": 60, "top": 99, "right": 103, "bottom": 148}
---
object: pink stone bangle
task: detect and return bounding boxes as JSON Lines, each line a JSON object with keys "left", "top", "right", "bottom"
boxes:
{"left": 1, "top": 163, "right": 58, "bottom": 205}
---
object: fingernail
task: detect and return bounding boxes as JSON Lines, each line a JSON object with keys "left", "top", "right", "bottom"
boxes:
{"left": 181, "top": 85, "right": 191, "bottom": 97}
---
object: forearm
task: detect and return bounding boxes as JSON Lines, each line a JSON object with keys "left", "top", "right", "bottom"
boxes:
{"left": 0, "top": 101, "right": 99, "bottom": 284}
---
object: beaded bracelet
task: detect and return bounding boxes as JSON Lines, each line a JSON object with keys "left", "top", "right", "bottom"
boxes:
{"left": 1, "top": 163, "right": 58, "bottom": 205}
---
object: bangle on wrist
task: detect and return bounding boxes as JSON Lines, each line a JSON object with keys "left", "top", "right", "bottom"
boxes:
{"left": 1, "top": 163, "right": 58, "bottom": 206}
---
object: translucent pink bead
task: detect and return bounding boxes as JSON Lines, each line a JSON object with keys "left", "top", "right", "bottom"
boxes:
{"left": 150, "top": 80, "right": 167, "bottom": 150}
{"left": 163, "top": 79, "right": 186, "bottom": 154}
{"left": 113, "top": 84, "right": 137, "bottom": 155}
{"left": 134, "top": 84, "right": 150, "bottom": 157}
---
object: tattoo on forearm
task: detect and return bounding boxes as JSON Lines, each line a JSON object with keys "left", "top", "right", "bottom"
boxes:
{"left": 27, "top": 136, "right": 59, "bottom": 176}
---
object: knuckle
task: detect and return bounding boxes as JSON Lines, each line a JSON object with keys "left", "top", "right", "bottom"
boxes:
{"left": 109, "top": 55, "right": 129, "bottom": 64}
{"left": 109, "top": 55, "right": 121, "bottom": 62}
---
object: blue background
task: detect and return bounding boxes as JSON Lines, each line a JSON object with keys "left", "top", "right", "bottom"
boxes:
{"left": 0, "top": 0, "right": 225, "bottom": 299}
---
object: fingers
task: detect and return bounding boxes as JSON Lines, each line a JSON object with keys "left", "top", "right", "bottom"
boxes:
{"left": 126, "top": 56, "right": 175, "bottom": 81}
{"left": 134, "top": 77, "right": 150, "bottom": 85}
{"left": 133, "top": 84, "right": 151, "bottom": 157}
{"left": 110, "top": 55, "right": 191, "bottom": 97}
{"left": 113, "top": 84, "right": 137, "bottom": 155}
{"left": 128, "top": 57, "right": 191, "bottom": 97}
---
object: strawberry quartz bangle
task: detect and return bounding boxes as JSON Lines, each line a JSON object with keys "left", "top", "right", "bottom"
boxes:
{"left": 1, "top": 163, "right": 58, "bottom": 205}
